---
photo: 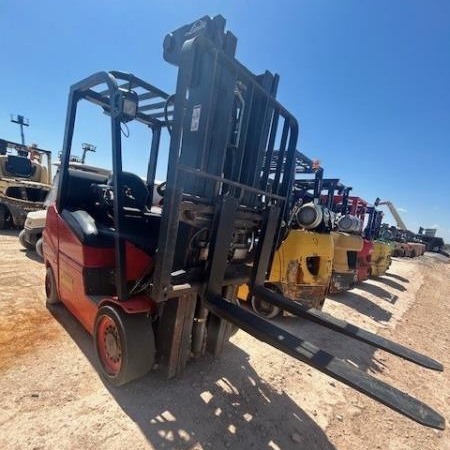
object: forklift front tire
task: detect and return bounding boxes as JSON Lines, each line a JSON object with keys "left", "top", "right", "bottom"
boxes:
{"left": 36, "top": 237, "right": 44, "bottom": 259}
{"left": 45, "top": 267, "right": 61, "bottom": 305}
{"left": 45, "top": 266, "right": 61, "bottom": 305}
{"left": 19, "top": 229, "right": 33, "bottom": 249}
{"left": 94, "top": 305, "right": 156, "bottom": 386}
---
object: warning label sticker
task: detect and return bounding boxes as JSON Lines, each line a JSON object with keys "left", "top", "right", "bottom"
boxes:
{"left": 191, "top": 105, "right": 201, "bottom": 132}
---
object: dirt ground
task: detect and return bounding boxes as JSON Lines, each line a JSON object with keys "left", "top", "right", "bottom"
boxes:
{"left": 0, "top": 230, "right": 449, "bottom": 450}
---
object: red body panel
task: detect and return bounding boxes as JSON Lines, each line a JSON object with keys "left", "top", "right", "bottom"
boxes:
{"left": 43, "top": 204, "right": 155, "bottom": 334}
{"left": 99, "top": 296, "right": 156, "bottom": 315}
{"left": 357, "top": 239, "right": 374, "bottom": 282}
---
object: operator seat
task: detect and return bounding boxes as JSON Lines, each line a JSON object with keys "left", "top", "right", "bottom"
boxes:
{"left": 106, "top": 171, "right": 160, "bottom": 254}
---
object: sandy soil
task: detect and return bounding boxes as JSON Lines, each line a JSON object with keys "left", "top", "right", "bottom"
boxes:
{"left": 0, "top": 230, "right": 449, "bottom": 450}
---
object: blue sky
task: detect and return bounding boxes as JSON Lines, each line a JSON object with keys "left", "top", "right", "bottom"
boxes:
{"left": 1, "top": 1, "right": 449, "bottom": 242}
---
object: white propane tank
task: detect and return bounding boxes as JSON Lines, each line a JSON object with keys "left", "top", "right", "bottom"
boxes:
{"left": 338, "top": 214, "right": 363, "bottom": 233}
{"left": 296, "top": 202, "right": 323, "bottom": 229}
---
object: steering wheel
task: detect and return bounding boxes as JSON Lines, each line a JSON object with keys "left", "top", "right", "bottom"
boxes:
{"left": 91, "top": 183, "right": 114, "bottom": 215}
{"left": 107, "top": 172, "right": 149, "bottom": 211}
{"left": 156, "top": 181, "right": 166, "bottom": 197}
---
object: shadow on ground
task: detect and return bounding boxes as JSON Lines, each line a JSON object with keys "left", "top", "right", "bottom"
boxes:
{"left": 49, "top": 304, "right": 336, "bottom": 450}
{"left": 375, "top": 277, "right": 406, "bottom": 291}
{"left": 356, "top": 283, "right": 399, "bottom": 304}
{"left": 0, "top": 228, "right": 43, "bottom": 262}
{"left": 0, "top": 229, "right": 20, "bottom": 237}
{"left": 329, "top": 290, "right": 393, "bottom": 321}
{"left": 19, "top": 247, "right": 43, "bottom": 263}
{"left": 277, "top": 313, "right": 388, "bottom": 378}
{"left": 383, "top": 272, "right": 409, "bottom": 283}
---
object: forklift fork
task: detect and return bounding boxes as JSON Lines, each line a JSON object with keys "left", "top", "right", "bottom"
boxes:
{"left": 252, "top": 285, "right": 443, "bottom": 371}
{"left": 204, "top": 294, "right": 445, "bottom": 430}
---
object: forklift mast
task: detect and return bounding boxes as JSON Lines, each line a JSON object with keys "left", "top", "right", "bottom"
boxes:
{"left": 326, "top": 182, "right": 351, "bottom": 213}
{"left": 338, "top": 186, "right": 352, "bottom": 214}
{"left": 152, "top": 15, "right": 298, "bottom": 302}
{"left": 292, "top": 175, "right": 341, "bottom": 207}
{"left": 320, "top": 178, "right": 345, "bottom": 209}
{"left": 291, "top": 151, "right": 324, "bottom": 203}
{"left": 333, "top": 195, "right": 369, "bottom": 225}
{"left": 350, "top": 196, "right": 368, "bottom": 220}
{"left": 364, "top": 206, "right": 384, "bottom": 240}
{"left": 57, "top": 15, "right": 298, "bottom": 304}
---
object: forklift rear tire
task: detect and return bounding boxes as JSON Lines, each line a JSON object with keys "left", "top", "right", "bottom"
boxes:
{"left": 94, "top": 305, "right": 156, "bottom": 386}
{"left": 19, "top": 230, "right": 33, "bottom": 249}
{"left": 45, "top": 266, "right": 61, "bottom": 305}
{"left": 35, "top": 237, "right": 44, "bottom": 259}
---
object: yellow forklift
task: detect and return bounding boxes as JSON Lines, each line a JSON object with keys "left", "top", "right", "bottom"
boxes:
{"left": 365, "top": 206, "right": 392, "bottom": 276}
{"left": 239, "top": 153, "right": 334, "bottom": 316}
{"left": 324, "top": 182, "right": 364, "bottom": 293}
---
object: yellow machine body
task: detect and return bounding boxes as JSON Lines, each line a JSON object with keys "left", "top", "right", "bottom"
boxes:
{"left": 329, "top": 232, "right": 363, "bottom": 293}
{"left": 408, "top": 242, "right": 426, "bottom": 257}
{"left": 371, "top": 241, "right": 392, "bottom": 276}
{"left": 239, "top": 229, "right": 334, "bottom": 309}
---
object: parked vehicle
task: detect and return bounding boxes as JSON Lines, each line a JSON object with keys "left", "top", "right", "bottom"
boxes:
{"left": 0, "top": 139, "right": 52, "bottom": 228}
{"left": 322, "top": 182, "right": 363, "bottom": 293}
{"left": 239, "top": 152, "right": 334, "bottom": 314}
{"left": 331, "top": 194, "right": 374, "bottom": 283}
{"left": 376, "top": 200, "right": 426, "bottom": 258}
{"left": 365, "top": 207, "right": 392, "bottom": 276}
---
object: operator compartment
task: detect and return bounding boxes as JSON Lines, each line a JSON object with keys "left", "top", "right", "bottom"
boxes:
{"left": 61, "top": 167, "right": 110, "bottom": 248}
{"left": 56, "top": 165, "right": 158, "bottom": 296}
{"left": 62, "top": 167, "right": 161, "bottom": 253}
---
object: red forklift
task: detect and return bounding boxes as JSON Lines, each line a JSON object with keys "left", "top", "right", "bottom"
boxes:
{"left": 43, "top": 16, "right": 444, "bottom": 429}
